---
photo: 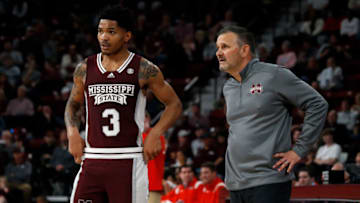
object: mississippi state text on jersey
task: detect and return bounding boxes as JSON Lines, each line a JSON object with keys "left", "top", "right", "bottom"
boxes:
{"left": 84, "top": 52, "right": 145, "bottom": 148}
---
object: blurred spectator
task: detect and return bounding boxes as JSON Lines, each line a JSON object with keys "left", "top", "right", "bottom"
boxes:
{"left": 191, "top": 128, "right": 205, "bottom": 157}
{"left": 203, "top": 29, "right": 217, "bottom": 62}
{"left": 292, "top": 126, "right": 302, "bottom": 146}
{"left": 323, "top": 11, "right": 342, "bottom": 34}
{"left": 52, "top": 86, "right": 71, "bottom": 121}
{"left": 256, "top": 43, "right": 269, "bottom": 62}
{"left": 317, "top": 57, "right": 343, "bottom": 90}
{"left": 5, "top": 148, "right": 32, "bottom": 203}
{"left": 33, "top": 129, "right": 56, "bottom": 166}
{"left": 345, "top": 151, "right": 360, "bottom": 183}
{"left": 351, "top": 92, "right": 360, "bottom": 113}
{"left": 0, "top": 55, "right": 21, "bottom": 87}
{"left": 220, "top": 9, "right": 235, "bottom": 27}
{"left": 12, "top": 0, "right": 28, "bottom": 20}
{"left": 33, "top": 105, "right": 60, "bottom": 137}
{"left": 193, "top": 136, "right": 217, "bottom": 170}
{"left": 348, "top": 0, "right": 360, "bottom": 11}
{"left": 316, "top": 34, "right": 341, "bottom": 64}
{"left": 182, "top": 34, "right": 196, "bottom": 62}
{"left": 197, "top": 162, "right": 229, "bottom": 203}
{"left": 276, "top": 40, "right": 297, "bottom": 68}
{"left": 35, "top": 195, "right": 48, "bottom": 203}
{"left": 324, "top": 109, "right": 348, "bottom": 145}
{"left": 340, "top": 11, "right": 359, "bottom": 38}
{"left": 171, "top": 150, "right": 193, "bottom": 168}
{"left": 337, "top": 99, "right": 359, "bottom": 131}
{"left": 168, "top": 129, "right": 193, "bottom": 160}
{"left": 60, "top": 43, "right": 83, "bottom": 79}
{"left": 0, "top": 88, "right": 7, "bottom": 115}
{"left": 22, "top": 53, "right": 41, "bottom": 87}
{"left": 301, "top": 56, "right": 321, "bottom": 85}
{"left": 314, "top": 129, "right": 342, "bottom": 167}
{"left": 331, "top": 162, "right": 349, "bottom": 183}
{"left": 0, "top": 130, "right": 14, "bottom": 174}
{"left": 214, "top": 134, "right": 227, "bottom": 177}
{"left": 307, "top": 0, "right": 329, "bottom": 11}
{"left": 5, "top": 85, "right": 34, "bottom": 116}
{"left": 161, "top": 165, "right": 201, "bottom": 203}
{"left": 18, "top": 25, "right": 43, "bottom": 66}
{"left": 188, "top": 103, "right": 209, "bottom": 128}
{"left": 48, "top": 129, "right": 75, "bottom": 195}
{"left": 0, "top": 176, "right": 23, "bottom": 203}
{"left": 174, "top": 15, "right": 194, "bottom": 44}
{"left": 294, "top": 168, "right": 317, "bottom": 186}
{"left": 299, "top": 9, "right": 324, "bottom": 37}
{"left": 193, "top": 30, "right": 206, "bottom": 62}
{"left": 0, "top": 40, "right": 23, "bottom": 65}
{"left": 350, "top": 122, "right": 360, "bottom": 142}
{"left": 162, "top": 169, "right": 178, "bottom": 195}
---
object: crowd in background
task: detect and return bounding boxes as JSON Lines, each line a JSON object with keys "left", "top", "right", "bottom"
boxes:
{"left": 0, "top": 0, "right": 360, "bottom": 202}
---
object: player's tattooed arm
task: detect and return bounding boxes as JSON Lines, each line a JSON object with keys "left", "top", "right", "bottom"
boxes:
{"left": 140, "top": 57, "right": 182, "bottom": 161}
{"left": 139, "top": 58, "right": 159, "bottom": 81}
{"left": 64, "top": 60, "right": 87, "bottom": 129}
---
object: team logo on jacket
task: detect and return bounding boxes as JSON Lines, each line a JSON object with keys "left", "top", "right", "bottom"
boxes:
{"left": 88, "top": 84, "right": 135, "bottom": 105}
{"left": 249, "top": 83, "right": 263, "bottom": 95}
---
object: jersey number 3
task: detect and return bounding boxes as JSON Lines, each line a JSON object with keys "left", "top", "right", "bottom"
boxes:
{"left": 102, "top": 108, "right": 120, "bottom": 137}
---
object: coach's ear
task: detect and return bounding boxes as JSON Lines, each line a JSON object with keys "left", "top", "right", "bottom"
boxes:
{"left": 240, "top": 44, "right": 251, "bottom": 58}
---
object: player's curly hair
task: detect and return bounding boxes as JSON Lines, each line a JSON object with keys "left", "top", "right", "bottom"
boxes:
{"left": 98, "top": 5, "right": 134, "bottom": 32}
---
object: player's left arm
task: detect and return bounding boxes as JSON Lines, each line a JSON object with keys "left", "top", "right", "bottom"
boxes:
{"left": 139, "top": 58, "right": 182, "bottom": 161}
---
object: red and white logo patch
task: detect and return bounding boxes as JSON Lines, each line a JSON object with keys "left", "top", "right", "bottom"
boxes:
{"left": 249, "top": 83, "right": 263, "bottom": 95}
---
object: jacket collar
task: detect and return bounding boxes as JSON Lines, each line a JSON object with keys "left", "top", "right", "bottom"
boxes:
{"left": 239, "top": 58, "right": 259, "bottom": 81}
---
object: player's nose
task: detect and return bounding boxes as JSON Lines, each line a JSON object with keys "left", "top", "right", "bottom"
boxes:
{"left": 99, "top": 33, "right": 110, "bottom": 41}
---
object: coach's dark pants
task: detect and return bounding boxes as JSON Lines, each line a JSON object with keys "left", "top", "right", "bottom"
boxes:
{"left": 230, "top": 181, "right": 292, "bottom": 203}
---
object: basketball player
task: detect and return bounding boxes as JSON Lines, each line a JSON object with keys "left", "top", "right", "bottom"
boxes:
{"left": 64, "top": 5, "right": 182, "bottom": 203}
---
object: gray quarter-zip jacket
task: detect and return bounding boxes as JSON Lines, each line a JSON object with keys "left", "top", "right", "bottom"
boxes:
{"left": 223, "top": 58, "right": 328, "bottom": 191}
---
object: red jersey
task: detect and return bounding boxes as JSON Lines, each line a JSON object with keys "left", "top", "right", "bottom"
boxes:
{"left": 161, "top": 178, "right": 202, "bottom": 203}
{"left": 142, "top": 129, "right": 166, "bottom": 191}
{"left": 197, "top": 177, "right": 229, "bottom": 203}
{"left": 84, "top": 52, "right": 146, "bottom": 148}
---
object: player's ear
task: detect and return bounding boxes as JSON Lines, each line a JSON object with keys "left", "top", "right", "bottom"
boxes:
{"left": 124, "top": 31, "right": 132, "bottom": 43}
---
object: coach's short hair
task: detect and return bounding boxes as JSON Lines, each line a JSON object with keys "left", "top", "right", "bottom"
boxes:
{"left": 98, "top": 5, "right": 134, "bottom": 32}
{"left": 217, "top": 24, "right": 256, "bottom": 56}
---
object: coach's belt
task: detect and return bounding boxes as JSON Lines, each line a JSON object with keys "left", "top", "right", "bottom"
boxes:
{"left": 83, "top": 147, "right": 143, "bottom": 159}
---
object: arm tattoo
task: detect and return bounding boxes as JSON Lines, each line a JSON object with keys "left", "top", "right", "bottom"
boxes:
{"left": 65, "top": 99, "right": 82, "bottom": 128}
{"left": 74, "top": 61, "right": 87, "bottom": 81}
{"left": 139, "top": 59, "right": 159, "bottom": 80}
{"left": 64, "top": 61, "right": 86, "bottom": 129}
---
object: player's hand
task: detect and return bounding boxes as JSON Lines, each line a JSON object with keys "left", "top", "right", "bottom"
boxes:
{"left": 68, "top": 130, "right": 85, "bottom": 164}
{"left": 143, "top": 129, "right": 162, "bottom": 163}
{"left": 272, "top": 150, "right": 301, "bottom": 173}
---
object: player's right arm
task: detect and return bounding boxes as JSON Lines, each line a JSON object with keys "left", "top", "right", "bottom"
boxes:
{"left": 64, "top": 60, "right": 87, "bottom": 164}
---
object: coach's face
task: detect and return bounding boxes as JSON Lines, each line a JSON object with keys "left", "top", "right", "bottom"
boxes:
{"left": 97, "top": 19, "right": 131, "bottom": 55}
{"left": 216, "top": 32, "right": 244, "bottom": 72}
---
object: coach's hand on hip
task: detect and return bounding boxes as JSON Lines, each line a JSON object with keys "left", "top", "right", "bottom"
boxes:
{"left": 272, "top": 150, "right": 301, "bottom": 173}
{"left": 143, "top": 129, "right": 162, "bottom": 163}
{"left": 68, "top": 130, "right": 85, "bottom": 164}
